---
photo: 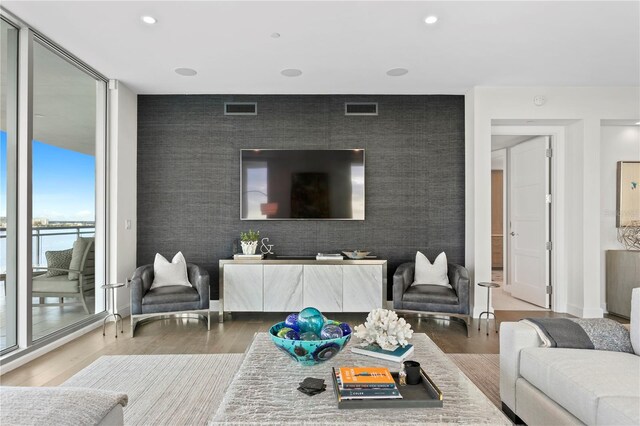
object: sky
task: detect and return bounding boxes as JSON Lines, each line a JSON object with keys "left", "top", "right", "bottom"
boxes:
{"left": 0, "top": 130, "right": 95, "bottom": 222}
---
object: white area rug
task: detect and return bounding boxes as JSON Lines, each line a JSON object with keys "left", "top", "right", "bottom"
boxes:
{"left": 61, "top": 354, "right": 243, "bottom": 426}
{"left": 448, "top": 353, "right": 500, "bottom": 408}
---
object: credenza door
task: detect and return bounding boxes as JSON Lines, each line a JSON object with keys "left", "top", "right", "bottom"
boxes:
{"left": 342, "top": 265, "right": 383, "bottom": 312}
{"left": 303, "top": 265, "right": 342, "bottom": 312}
{"left": 224, "top": 264, "right": 263, "bottom": 311}
{"left": 263, "top": 265, "right": 303, "bottom": 312}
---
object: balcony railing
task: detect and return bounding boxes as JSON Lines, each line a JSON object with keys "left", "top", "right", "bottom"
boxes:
{"left": 0, "top": 225, "right": 95, "bottom": 268}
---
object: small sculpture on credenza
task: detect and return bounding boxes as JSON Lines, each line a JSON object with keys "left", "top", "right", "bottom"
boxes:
{"left": 617, "top": 221, "right": 640, "bottom": 251}
{"left": 260, "top": 237, "right": 275, "bottom": 255}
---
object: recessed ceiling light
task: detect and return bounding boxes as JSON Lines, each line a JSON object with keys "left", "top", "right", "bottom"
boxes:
{"left": 174, "top": 68, "right": 197, "bottom": 76}
{"left": 424, "top": 15, "right": 438, "bottom": 24}
{"left": 281, "top": 69, "right": 302, "bottom": 77}
{"left": 141, "top": 16, "right": 157, "bottom": 25}
{"left": 387, "top": 68, "right": 409, "bottom": 77}
{"left": 636, "top": 121, "right": 640, "bottom": 125}
{"left": 271, "top": 33, "right": 281, "bottom": 38}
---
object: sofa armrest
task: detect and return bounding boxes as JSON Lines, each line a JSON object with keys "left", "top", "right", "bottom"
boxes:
{"left": 393, "top": 262, "right": 415, "bottom": 308}
{"left": 130, "top": 264, "right": 153, "bottom": 315}
{"left": 187, "top": 263, "right": 210, "bottom": 309}
{"left": 499, "top": 322, "right": 544, "bottom": 411}
{"left": 448, "top": 263, "right": 470, "bottom": 315}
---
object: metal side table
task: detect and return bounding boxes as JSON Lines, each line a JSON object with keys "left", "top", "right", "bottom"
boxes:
{"left": 477, "top": 282, "right": 500, "bottom": 335}
{"left": 102, "top": 283, "right": 124, "bottom": 338}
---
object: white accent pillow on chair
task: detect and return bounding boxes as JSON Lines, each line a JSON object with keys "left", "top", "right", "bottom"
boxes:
{"left": 412, "top": 251, "right": 451, "bottom": 288}
{"left": 150, "top": 251, "right": 192, "bottom": 289}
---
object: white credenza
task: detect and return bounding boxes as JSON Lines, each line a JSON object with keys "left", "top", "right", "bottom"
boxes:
{"left": 218, "top": 259, "right": 387, "bottom": 322}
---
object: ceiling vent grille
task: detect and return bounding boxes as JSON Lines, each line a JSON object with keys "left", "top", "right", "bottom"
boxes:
{"left": 345, "top": 102, "right": 378, "bottom": 116}
{"left": 225, "top": 102, "right": 257, "bottom": 115}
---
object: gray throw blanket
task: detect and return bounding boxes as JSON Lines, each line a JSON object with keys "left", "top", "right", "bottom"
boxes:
{"left": 522, "top": 318, "right": 634, "bottom": 353}
{"left": 0, "top": 386, "right": 128, "bottom": 426}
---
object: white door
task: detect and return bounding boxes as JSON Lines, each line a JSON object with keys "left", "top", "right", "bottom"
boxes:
{"left": 508, "top": 136, "right": 550, "bottom": 308}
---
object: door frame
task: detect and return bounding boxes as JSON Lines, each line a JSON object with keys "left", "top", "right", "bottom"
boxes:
{"left": 491, "top": 125, "right": 567, "bottom": 313}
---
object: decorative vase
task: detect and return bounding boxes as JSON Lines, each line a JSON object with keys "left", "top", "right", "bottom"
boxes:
{"left": 241, "top": 240, "right": 258, "bottom": 255}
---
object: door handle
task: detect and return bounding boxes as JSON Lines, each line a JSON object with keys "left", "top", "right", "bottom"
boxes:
{"left": 510, "top": 231, "right": 517, "bottom": 236}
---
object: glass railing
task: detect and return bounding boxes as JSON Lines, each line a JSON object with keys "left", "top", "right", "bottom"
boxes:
{"left": 0, "top": 225, "right": 95, "bottom": 271}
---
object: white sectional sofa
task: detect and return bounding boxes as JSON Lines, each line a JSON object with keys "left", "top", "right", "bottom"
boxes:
{"left": 500, "top": 288, "right": 640, "bottom": 425}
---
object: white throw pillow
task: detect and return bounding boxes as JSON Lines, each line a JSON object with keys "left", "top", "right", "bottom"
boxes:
{"left": 412, "top": 251, "right": 451, "bottom": 288}
{"left": 150, "top": 252, "right": 192, "bottom": 289}
{"left": 631, "top": 287, "right": 640, "bottom": 356}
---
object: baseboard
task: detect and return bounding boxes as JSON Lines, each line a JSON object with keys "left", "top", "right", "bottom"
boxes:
{"left": 566, "top": 304, "right": 605, "bottom": 318}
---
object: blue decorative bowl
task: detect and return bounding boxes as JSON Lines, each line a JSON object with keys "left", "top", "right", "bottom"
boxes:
{"left": 269, "top": 321, "right": 351, "bottom": 365}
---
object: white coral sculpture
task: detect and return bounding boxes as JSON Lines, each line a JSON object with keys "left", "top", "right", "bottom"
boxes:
{"left": 354, "top": 308, "right": 414, "bottom": 351}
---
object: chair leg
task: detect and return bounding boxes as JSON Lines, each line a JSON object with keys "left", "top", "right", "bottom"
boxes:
{"left": 131, "top": 317, "right": 136, "bottom": 337}
{"left": 207, "top": 311, "right": 211, "bottom": 330}
{"left": 80, "top": 295, "right": 91, "bottom": 314}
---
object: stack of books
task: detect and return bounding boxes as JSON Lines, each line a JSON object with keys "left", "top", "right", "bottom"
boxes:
{"left": 351, "top": 343, "right": 414, "bottom": 362}
{"left": 233, "top": 254, "right": 263, "bottom": 260}
{"left": 316, "top": 253, "right": 344, "bottom": 261}
{"left": 334, "top": 367, "right": 402, "bottom": 400}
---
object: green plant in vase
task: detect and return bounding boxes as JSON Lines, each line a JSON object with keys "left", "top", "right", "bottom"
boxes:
{"left": 240, "top": 230, "right": 260, "bottom": 255}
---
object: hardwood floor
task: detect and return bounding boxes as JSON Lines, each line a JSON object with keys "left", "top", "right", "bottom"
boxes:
{"left": 0, "top": 309, "right": 573, "bottom": 387}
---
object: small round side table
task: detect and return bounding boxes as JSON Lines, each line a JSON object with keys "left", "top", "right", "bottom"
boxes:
{"left": 102, "top": 283, "right": 125, "bottom": 338}
{"left": 477, "top": 282, "right": 500, "bottom": 336}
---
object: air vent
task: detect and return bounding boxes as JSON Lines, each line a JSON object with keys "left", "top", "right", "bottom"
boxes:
{"left": 345, "top": 102, "right": 378, "bottom": 116}
{"left": 224, "top": 102, "right": 257, "bottom": 115}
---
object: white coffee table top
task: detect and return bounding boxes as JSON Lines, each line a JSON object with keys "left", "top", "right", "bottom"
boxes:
{"left": 211, "top": 333, "right": 509, "bottom": 425}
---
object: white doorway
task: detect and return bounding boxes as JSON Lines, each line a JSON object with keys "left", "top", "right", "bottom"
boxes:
{"left": 491, "top": 135, "right": 552, "bottom": 310}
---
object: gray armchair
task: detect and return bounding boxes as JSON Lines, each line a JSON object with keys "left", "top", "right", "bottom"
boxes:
{"left": 393, "top": 262, "right": 471, "bottom": 336}
{"left": 130, "top": 263, "right": 210, "bottom": 336}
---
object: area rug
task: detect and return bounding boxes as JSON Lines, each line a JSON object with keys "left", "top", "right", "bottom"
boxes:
{"left": 61, "top": 354, "right": 243, "bottom": 426}
{"left": 447, "top": 353, "right": 500, "bottom": 408}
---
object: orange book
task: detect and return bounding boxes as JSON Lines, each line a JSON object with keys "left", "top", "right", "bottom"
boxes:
{"left": 338, "top": 367, "right": 396, "bottom": 388}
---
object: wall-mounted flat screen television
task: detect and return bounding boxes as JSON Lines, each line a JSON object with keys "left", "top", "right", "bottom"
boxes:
{"left": 241, "top": 149, "right": 365, "bottom": 220}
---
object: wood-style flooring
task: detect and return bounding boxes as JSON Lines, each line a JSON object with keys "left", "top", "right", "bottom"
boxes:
{"left": 0, "top": 310, "right": 572, "bottom": 387}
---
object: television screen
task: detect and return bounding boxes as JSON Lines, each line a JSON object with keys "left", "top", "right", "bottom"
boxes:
{"left": 241, "top": 149, "right": 365, "bottom": 220}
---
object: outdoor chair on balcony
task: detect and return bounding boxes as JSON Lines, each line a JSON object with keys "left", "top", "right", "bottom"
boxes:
{"left": 129, "top": 259, "right": 210, "bottom": 337}
{"left": 32, "top": 237, "right": 95, "bottom": 314}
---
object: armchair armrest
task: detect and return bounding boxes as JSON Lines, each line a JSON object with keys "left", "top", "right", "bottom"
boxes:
{"left": 393, "top": 262, "right": 415, "bottom": 308}
{"left": 448, "top": 263, "right": 470, "bottom": 314}
{"left": 499, "top": 322, "right": 543, "bottom": 411}
{"left": 187, "top": 263, "right": 210, "bottom": 309}
{"left": 33, "top": 267, "right": 82, "bottom": 274}
{"left": 130, "top": 264, "right": 154, "bottom": 315}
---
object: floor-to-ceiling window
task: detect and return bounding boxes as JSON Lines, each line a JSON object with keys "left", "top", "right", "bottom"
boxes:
{"left": 0, "top": 18, "right": 19, "bottom": 353}
{"left": 30, "top": 39, "right": 106, "bottom": 340}
{"left": 0, "top": 12, "right": 108, "bottom": 358}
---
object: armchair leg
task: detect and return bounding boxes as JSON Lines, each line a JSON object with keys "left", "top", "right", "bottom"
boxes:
{"left": 80, "top": 295, "right": 91, "bottom": 314}
{"left": 131, "top": 317, "right": 136, "bottom": 337}
{"left": 207, "top": 311, "right": 211, "bottom": 330}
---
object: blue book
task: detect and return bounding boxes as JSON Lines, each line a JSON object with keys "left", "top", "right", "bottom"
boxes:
{"left": 350, "top": 343, "right": 414, "bottom": 362}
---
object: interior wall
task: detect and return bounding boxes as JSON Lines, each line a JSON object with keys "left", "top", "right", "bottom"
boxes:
{"left": 600, "top": 125, "right": 640, "bottom": 312}
{"left": 136, "top": 95, "right": 466, "bottom": 301}
{"left": 466, "top": 86, "right": 640, "bottom": 318}
{"left": 109, "top": 81, "right": 137, "bottom": 313}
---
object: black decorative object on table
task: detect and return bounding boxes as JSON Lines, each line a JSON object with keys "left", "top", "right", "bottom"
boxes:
{"left": 298, "top": 377, "right": 326, "bottom": 396}
{"left": 403, "top": 360, "right": 422, "bottom": 385}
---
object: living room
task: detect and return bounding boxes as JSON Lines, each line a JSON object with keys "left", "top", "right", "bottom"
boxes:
{"left": 0, "top": 1, "right": 639, "bottom": 425}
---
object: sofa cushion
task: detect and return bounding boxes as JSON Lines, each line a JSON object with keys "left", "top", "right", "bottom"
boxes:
{"left": 142, "top": 285, "right": 200, "bottom": 305}
{"left": 32, "top": 275, "right": 80, "bottom": 293}
{"left": 402, "top": 284, "right": 459, "bottom": 305}
{"left": 69, "top": 237, "right": 92, "bottom": 280}
{"left": 519, "top": 347, "right": 640, "bottom": 425}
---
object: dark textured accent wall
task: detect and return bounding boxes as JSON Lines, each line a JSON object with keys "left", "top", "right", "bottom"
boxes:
{"left": 137, "top": 95, "right": 465, "bottom": 300}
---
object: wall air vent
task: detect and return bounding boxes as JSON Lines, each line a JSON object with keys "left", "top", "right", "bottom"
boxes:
{"left": 345, "top": 102, "right": 378, "bottom": 116}
{"left": 224, "top": 102, "right": 257, "bottom": 115}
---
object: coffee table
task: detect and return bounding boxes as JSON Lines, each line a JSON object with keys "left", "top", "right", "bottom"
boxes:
{"left": 211, "top": 333, "right": 509, "bottom": 424}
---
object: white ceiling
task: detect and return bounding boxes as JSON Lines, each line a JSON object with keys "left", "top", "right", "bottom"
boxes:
{"left": 2, "top": 1, "right": 639, "bottom": 95}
